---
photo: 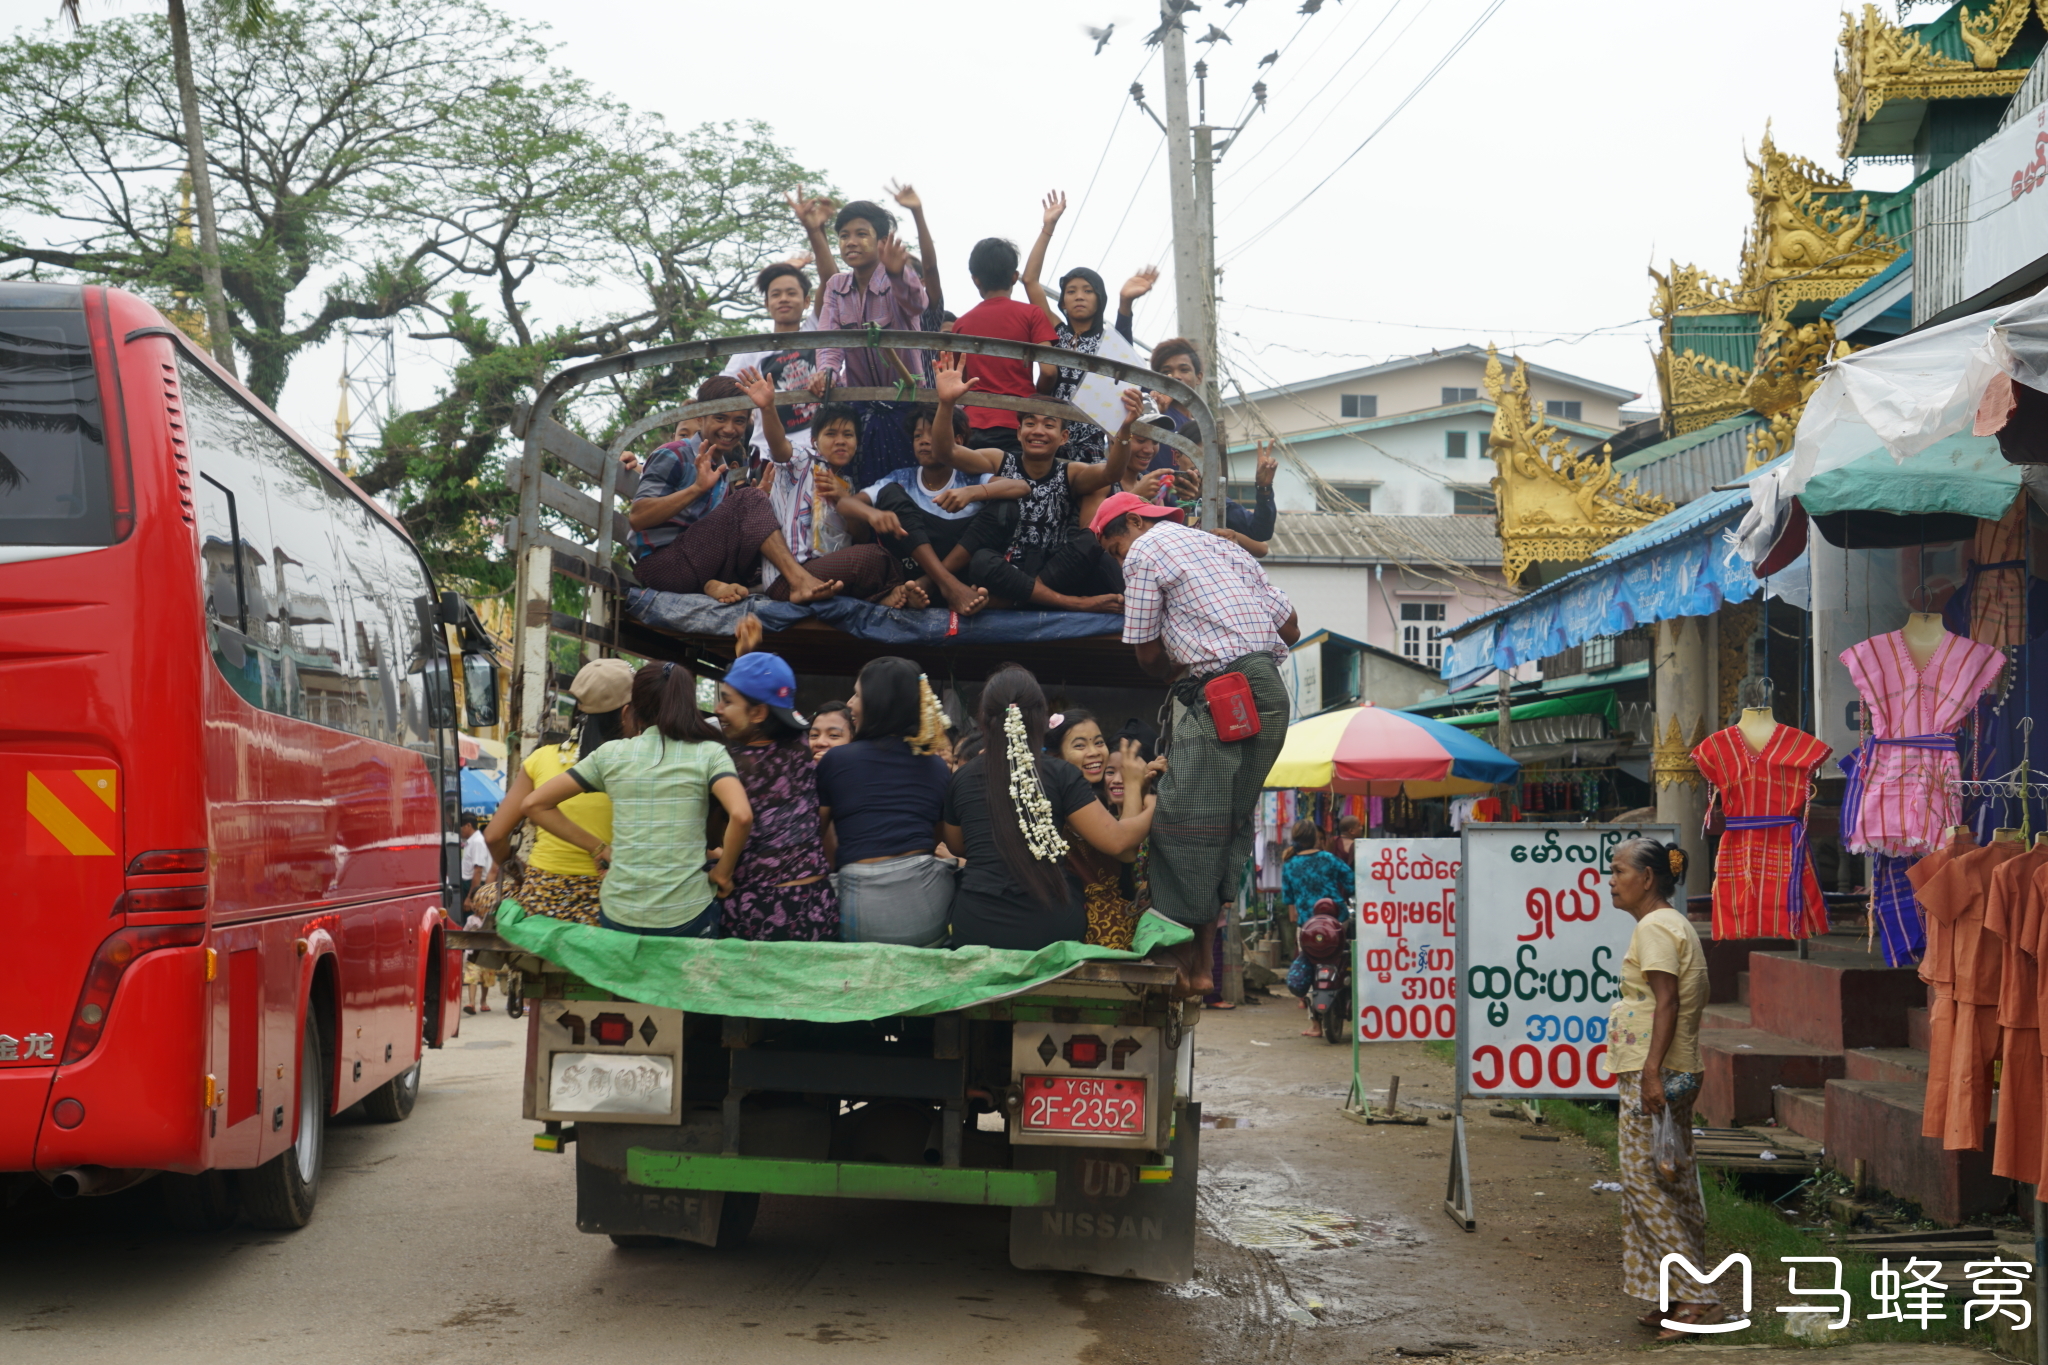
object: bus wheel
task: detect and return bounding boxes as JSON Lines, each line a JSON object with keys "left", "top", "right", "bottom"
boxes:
{"left": 238, "top": 1016, "right": 326, "bottom": 1229}
{"left": 361, "top": 1060, "right": 420, "bottom": 1123}
{"left": 159, "top": 1170, "right": 240, "bottom": 1233}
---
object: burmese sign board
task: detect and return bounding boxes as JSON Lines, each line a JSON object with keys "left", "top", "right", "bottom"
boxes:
{"left": 1353, "top": 839, "right": 1460, "bottom": 1043}
{"left": 1455, "top": 823, "right": 1673, "bottom": 1100}
{"left": 1963, "top": 104, "right": 2048, "bottom": 299}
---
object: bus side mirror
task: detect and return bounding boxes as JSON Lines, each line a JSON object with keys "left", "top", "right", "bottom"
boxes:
{"left": 422, "top": 657, "right": 458, "bottom": 730}
{"left": 462, "top": 652, "right": 500, "bottom": 728}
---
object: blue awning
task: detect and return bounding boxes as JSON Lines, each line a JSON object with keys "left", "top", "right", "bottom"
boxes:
{"left": 1438, "top": 459, "right": 1786, "bottom": 689}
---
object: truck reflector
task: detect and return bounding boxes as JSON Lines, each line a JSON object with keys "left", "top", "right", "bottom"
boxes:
{"left": 26, "top": 769, "right": 117, "bottom": 856}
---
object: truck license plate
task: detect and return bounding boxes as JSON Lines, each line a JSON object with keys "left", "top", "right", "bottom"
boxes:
{"left": 1020, "top": 1074, "right": 1147, "bottom": 1135}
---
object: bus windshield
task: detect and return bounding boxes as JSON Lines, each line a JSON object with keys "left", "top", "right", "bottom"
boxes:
{"left": 0, "top": 298, "right": 117, "bottom": 546}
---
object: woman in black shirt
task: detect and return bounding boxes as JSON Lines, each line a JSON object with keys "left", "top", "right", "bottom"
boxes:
{"left": 817, "top": 656, "right": 954, "bottom": 946}
{"left": 941, "top": 665, "right": 1156, "bottom": 951}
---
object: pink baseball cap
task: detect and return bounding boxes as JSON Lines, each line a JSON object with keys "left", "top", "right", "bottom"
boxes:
{"left": 1089, "top": 491, "right": 1187, "bottom": 537}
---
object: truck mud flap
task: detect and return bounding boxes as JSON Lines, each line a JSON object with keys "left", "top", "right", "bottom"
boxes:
{"left": 576, "top": 1115, "right": 730, "bottom": 1247}
{"left": 1008, "top": 1101, "right": 1199, "bottom": 1283}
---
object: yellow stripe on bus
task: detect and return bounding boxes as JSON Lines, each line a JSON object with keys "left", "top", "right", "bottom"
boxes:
{"left": 26, "top": 773, "right": 115, "bottom": 856}
{"left": 75, "top": 769, "right": 117, "bottom": 810}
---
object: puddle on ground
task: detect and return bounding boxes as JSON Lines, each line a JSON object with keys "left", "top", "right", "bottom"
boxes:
{"left": 1201, "top": 1114, "right": 1255, "bottom": 1129}
{"left": 1217, "top": 1204, "right": 1369, "bottom": 1250}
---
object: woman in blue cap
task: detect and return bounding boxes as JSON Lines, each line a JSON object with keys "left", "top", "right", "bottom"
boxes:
{"left": 712, "top": 651, "right": 839, "bottom": 941}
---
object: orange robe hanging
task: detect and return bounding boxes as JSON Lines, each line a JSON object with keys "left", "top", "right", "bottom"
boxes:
{"left": 1910, "top": 830, "right": 1977, "bottom": 1141}
{"left": 1986, "top": 844, "right": 2046, "bottom": 1176}
{"left": 1918, "top": 838, "right": 2021, "bottom": 1151}
{"left": 2029, "top": 859, "right": 2048, "bottom": 1188}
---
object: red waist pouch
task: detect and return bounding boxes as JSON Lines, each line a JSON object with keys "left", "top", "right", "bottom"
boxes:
{"left": 1204, "top": 671, "right": 1261, "bottom": 742}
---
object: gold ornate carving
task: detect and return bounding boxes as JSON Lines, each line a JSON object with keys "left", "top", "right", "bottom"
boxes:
{"left": 1651, "top": 263, "right": 1750, "bottom": 319}
{"left": 1741, "top": 323, "right": 1857, "bottom": 469}
{"left": 1483, "top": 346, "right": 1673, "bottom": 583}
{"left": 1652, "top": 715, "right": 1704, "bottom": 791}
{"left": 1716, "top": 602, "right": 1762, "bottom": 731}
{"left": 1740, "top": 130, "right": 1902, "bottom": 322}
{"left": 1660, "top": 348, "right": 1753, "bottom": 436}
{"left": 1837, "top": 1, "right": 2033, "bottom": 157}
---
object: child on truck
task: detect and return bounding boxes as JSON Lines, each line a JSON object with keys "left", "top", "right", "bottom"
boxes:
{"left": 712, "top": 652, "right": 840, "bottom": 942}
{"left": 930, "top": 356, "right": 1133, "bottom": 613}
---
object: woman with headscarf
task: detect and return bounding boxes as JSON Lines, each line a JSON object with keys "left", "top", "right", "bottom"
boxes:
{"left": 1022, "top": 192, "right": 1158, "bottom": 464}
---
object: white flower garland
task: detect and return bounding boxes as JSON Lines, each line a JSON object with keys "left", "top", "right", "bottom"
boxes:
{"left": 1004, "top": 703, "right": 1068, "bottom": 861}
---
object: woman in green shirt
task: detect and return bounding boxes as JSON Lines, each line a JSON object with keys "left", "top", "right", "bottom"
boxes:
{"left": 525, "top": 662, "right": 752, "bottom": 937}
{"left": 1606, "top": 837, "right": 1716, "bottom": 1338}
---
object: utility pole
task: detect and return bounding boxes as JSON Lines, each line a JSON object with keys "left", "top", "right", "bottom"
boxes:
{"left": 1192, "top": 63, "right": 1224, "bottom": 531}
{"left": 334, "top": 323, "right": 398, "bottom": 475}
{"left": 1159, "top": 6, "right": 1205, "bottom": 355}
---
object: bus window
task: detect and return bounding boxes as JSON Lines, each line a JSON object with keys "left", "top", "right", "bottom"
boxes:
{"left": 0, "top": 300, "right": 123, "bottom": 546}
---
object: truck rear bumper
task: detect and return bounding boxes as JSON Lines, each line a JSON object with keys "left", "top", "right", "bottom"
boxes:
{"left": 626, "top": 1149, "right": 1057, "bottom": 1207}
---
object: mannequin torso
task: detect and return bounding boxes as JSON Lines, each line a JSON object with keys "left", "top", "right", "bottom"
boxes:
{"left": 1737, "top": 706, "right": 1778, "bottom": 755}
{"left": 1902, "top": 612, "right": 1948, "bottom": 671}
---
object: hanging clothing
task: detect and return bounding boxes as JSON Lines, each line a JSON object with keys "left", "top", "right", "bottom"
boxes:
{"left": 1840, "top": 630, "right": 2006, "bottom": 857}
{"left": 1909, "top": 827, "right": 1974, "bottom": 1150}
{"left": 1868, "top": 852, "right": 1926, "bottom": 967}
{"left": 1969, "top": 496, "right": 2028, "bottom": 649}
{"left": 1691, "top": 724, "right": 1831, "bottom": 941}
{"left": 1988, "top": 840, "right": 2048, "bottom": 1181}
{"left": 1915, "top": 837, "right": 2022, "bottom": 1149}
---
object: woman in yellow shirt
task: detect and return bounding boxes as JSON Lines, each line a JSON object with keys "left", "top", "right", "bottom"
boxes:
{"left": 1606, "top": 837, "right": 1716, "bottom": 1339}
{"left": 482, "top": 659, "right": 632, "bottom": 926}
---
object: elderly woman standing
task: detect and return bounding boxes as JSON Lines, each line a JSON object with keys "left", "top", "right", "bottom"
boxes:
{"left": 1606, "top": 837, "right": 1715, "bottom": 1338}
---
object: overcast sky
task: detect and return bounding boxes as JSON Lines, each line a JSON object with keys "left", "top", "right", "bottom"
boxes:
{"left": 16, "top": 0, "right": 1914, "bottom": 451}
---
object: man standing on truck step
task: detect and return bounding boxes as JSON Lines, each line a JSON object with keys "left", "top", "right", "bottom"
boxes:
{"left": 1092, "top": 491, "right": 1298, "bottom": 997}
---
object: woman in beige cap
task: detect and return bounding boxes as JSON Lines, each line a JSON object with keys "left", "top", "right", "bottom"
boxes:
{"left": 482, "top": 658, "right": 633, "bottom": 925}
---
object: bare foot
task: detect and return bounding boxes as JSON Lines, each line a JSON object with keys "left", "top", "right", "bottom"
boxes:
{"left": 1300, "top": 1026, "right": 1321, "bottom": 1036}
{"left": 937, "top": 578, "right": 989, "bottom": 616}
{"left": 786, "top": 574, "right": 842, "bottom": 604}
{"left": 703, "top": 579, "right": 749, "bottom": 605}
{"left": 876, "top": 583, "right": 919, "bottom": 610}
{"left": 733, "top": 613, "right": 763, "bottom": 654}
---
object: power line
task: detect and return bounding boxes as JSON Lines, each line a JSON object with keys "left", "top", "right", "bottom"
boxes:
{"left": 1221, "top": 0, "right": 1510, "bottom": 265}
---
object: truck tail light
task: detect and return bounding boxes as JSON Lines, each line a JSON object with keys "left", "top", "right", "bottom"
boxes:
{"left": 125, "top": 848, "right": 208, "bottom": 874}
{"left": 62, "top": 924, "right": 206, "bottom": 1064}
{"left": 118, "top": 885, "right": 209, "bottom": 914}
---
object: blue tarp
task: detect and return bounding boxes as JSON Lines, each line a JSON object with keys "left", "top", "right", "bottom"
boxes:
{"left": 1437, "top": 465, "right": 1788, "bottom": 689}
{"left": 626, "top": 588, "right": 1123, "bottom": 647}
{"left": 459, "top": 767, "right": 505, "bottom": 814}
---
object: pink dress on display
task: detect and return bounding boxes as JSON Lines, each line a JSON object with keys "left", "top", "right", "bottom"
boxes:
{"left": 1840, "top": 630, "right": 2005, "bottom": 858}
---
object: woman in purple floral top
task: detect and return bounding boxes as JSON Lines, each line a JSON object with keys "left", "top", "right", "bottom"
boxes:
{"left": 712, "top": 653, "right": 839, "bottom": 941}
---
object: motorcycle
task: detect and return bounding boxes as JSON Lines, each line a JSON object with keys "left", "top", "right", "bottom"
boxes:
{"left": 1298, "top": 897, "right": 1351, "bottom": 1045}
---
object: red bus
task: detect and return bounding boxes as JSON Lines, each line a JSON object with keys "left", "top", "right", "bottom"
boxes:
{"left": 0, "top": 282, "right": 490, "bottom": 1228}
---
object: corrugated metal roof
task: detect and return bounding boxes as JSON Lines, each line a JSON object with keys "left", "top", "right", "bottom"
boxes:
{"left": 1265, "top": 512, "right": 1503, "bottom": 566}
{"left": 1610, "top": 414, "right": 1765, "bottom": 506}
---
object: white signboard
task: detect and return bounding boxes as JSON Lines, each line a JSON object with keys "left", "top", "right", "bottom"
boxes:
{"left": 548, "top": 1052, "right": 675, "bottom": 1116}
{"left": 1455, "top": 823, "right": 1674, "bottom": 1100}
{"left": 1070, "top": 327, "right": 1146, "bottom": 435}
{"left": 1353, "top": 839, "right": 1460, "bottom": 1042}
{"left": 1963, "top": 105, "right": 2048, "bottom": 298}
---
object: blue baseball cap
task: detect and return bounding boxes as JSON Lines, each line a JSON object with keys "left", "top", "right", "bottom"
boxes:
{"left": 722, "top": 652, "right": 805, "bottom": 728}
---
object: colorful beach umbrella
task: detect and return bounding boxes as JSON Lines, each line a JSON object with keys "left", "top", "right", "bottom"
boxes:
{"left": 1263, "top": 702, "right": 1520, "bottom": 797}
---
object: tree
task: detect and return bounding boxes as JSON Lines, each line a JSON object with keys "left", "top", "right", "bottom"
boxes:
{"left": 3, "top": 0, "right": 547, "bottom": 405}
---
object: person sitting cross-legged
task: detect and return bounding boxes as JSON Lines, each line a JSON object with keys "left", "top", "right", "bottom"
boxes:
{"left": 930, "top": 356, "right": 1133, "bottom": 613}
{"left": 628, "top": 375, "right": 842, "bottom": 604}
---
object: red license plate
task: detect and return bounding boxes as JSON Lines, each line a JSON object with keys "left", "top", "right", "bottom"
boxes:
{"left": 1019, "top": 1074, "right": 1148, "bottom": 1135}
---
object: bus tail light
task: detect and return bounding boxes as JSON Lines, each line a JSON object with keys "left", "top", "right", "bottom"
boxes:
{"left": 126, "top": 848, "right": 208, "bottom": 874}
{"left": 62, "top": 924, "right": 207, "bottom": 1065}
{"left": 118, "top": 885, "right": 209, "bottom": 914}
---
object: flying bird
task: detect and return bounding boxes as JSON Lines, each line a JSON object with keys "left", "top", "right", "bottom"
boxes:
{"left": 1085, "top": 22, "right": 1115, "bottom": 53}
{"left": 1226, "top": 0, "right": 1248, "bottom": 6}
{"left": 1257, "top": 48, "right": 1277, "bottom": 66}
{"left": 1298, "top": 0, "right": 1322, "bottom": 12}
{"left": 1198, "top": 23, "right": 1232, "bottom": 43}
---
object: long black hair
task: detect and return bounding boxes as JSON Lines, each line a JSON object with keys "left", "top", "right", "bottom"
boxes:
{"left": 1044, "top": 708, "right": 1105, "bottom": 799}
{"left": 629, "top": 662, "right": 721, "bottom": 751}
{"left": 854, "top": 656, "right": 924, "bottom": 741}
{"left": 978, "top": 664, "right": 1070, "bottom": 909}
{"left": 577, "top": 705, "right": 628, "bottom": 761}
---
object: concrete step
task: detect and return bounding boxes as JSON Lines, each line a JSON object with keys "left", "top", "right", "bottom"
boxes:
{"left": 1702, "top": 938, "right": 1793, "bottom": 1004}
{"left": 1703, "top": 1003, "right": 1752, "bottom": 1031}
{"left": 1909, "top": 1006, "right": 1932, "bottom": 1053}
{"left": 1823, "top": 1078, "right": 2004, "bottom": 1226}
{"left": 1737, "top": 971, "right": 1750, "bottom": 1006}
{"left": 1748, "top": 951, "right": 1927, "bottom": 1050}
{"left": 1844, "top": 1047, "right": 1931, "bottom": 1085}
{"left": 1773, "top": 1086, "right": 1829, "bottom": 1143}
{"left": 1698, "top": 1028, "right": 1846, "bottom": 1129}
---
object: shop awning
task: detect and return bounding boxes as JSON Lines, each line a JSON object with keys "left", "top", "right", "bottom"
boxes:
{"left": 1797, "top": 431, "right": 2019, "bottom": 520}
{"left": 1431, "top": 688, "right": 1621, "bottom": 733}
{"left": 1437, "top": 465, "right": 1778, "bottom": 690}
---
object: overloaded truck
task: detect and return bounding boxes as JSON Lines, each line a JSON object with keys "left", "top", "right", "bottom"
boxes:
{"left": 472, "top": 330, "right": 1230, "bottom": 1279}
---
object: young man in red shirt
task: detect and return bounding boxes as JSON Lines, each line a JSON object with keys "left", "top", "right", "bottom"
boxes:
{"left": 950, "top": 237, "right": 1058, "bottom": 456}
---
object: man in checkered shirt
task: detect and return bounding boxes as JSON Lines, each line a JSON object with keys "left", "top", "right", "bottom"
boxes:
{"left": 1093, "top": 492, "right": 1298, "bottom": 996}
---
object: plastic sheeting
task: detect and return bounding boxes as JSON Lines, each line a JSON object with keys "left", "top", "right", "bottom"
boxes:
{"left": 626, "top": 587, "right": 1123, "bottom": 647}
{"left": 1796, "top": 432, "right": 2020, "bottom": 520}
{"left": 1785, "top": 291, "right": 2048, "bottom": 497}
{"left": 490, "top": 898, "right": 1191, "bottom": 1022}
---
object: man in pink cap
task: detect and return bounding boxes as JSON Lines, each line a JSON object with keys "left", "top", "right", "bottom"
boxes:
{"left": 1091, "top": 491, "right": 1299, "bottom": 996}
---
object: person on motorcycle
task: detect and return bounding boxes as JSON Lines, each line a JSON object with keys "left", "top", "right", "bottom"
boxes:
{"left": 1287, "top": 897, "right": 1354, "bottom": 1039}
